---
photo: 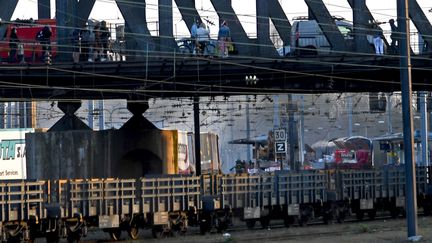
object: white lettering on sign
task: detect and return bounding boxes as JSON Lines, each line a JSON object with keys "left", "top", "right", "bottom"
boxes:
{"left": 275, "top": 142, "right": 286, "bottom": 154}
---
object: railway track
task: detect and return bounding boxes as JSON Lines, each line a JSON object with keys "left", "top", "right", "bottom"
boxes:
{"left": 76, "top": 214, "right": 430, "bottom": 243}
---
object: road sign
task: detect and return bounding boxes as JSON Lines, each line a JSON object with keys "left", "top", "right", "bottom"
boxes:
{"left": 275, "top": 141, "right": 287, "bottom": 154}
{"left": 274, "top": 129, "right": 286, "bottom": 141}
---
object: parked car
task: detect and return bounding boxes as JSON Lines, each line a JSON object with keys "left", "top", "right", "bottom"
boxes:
{"left": 282, "top": 16, "right": 374, "bottom": 56}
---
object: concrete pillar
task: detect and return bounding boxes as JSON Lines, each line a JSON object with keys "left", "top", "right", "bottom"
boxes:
{"left": 121, "top": 100, "right": 157, "bottom": 130}
{"left": 48, "top": 101, "right": 91, "bottom": 131}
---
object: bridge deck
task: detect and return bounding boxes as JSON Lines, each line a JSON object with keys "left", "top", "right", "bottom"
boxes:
{"left": 0, "top": 54, "right": 430, "bottom": 99}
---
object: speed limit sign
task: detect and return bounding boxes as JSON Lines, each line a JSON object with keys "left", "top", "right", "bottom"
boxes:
{"left": 274, "top": 129, "right": 286, "bottom": 141}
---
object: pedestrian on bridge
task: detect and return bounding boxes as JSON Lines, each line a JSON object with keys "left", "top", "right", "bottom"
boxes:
{"left": 389, "top": 19, "right": 399, "bottom": 54}
{"left": 80, "top": 26, "right": 91, "bottom": 62}
{"left": 100, "top": 21, "right": 111, "bottom": 62}
{"left": 190, "top": 19, "right": 199, "bottom": 54}
{"left": 8, "top": 27, "right": 19, "bottom": 63}
{"left": 71, "top": 27, "right": 81, "bottom": 64}
{"left": 35, "top": 25, "right": 52, "bottom": 62}
{"left": 196, "top": 23, "right": 210, "bottom": 55}
{"left": 218, "top": 20, "right": 231, "bottom": 58}
{"left": 93, "top": 22, "right": 101, "bottom": 61}
{"left": 369, "top": 21, "right": 384, "bottom": 55}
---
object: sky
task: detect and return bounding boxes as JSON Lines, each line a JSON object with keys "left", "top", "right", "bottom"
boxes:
{"left": 10, "top": 0, "right": 432, "bottom": 39}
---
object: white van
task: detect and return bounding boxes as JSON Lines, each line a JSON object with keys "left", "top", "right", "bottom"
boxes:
{"left": 282, "top": 17, "right": 372, "bottom": 56}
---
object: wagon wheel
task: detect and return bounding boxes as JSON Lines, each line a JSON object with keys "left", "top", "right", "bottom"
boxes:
{"left": 109, "top": 228, "right": 122, "bottom": 241}
{"left": 127, "top": 224, "right": 139, "bottom": 240}
{"left": 259, "top": 217, "right": 270, "bottom": 229}
{"left": 66, "top": 231, "right": 82, "bottom": 243}
{"left": 215, "top": 219, "right": 228, "bottom": 233}
{"left": 390, "top": 208, "right": 400, "bottom": 219}
{"left": 178, "top": 218, "right": 188, "bottom": 235}
{"left": 336, "top": 208, "right": 346, "bottom": 223}
{"left": 245, "top": 219, "right": 256, "bottom": 229}
{"left": 356, "top": 210, "right": 364, "bottom": 221}
{"left": 199, "top": 220, "right": 210, "bottom": 235}
{"left": 283, "top": 216, "right": 294, "bottom": 228}
{"left": 45, "top": 232, "right": 59, "bottom": 243}
{"left": 151, "top": 226, "right": 165, "bottom": 239}
{"left": 299, "top": 215, "right": 309, "bottom": 227}
{"left": 368, "top": 210, "right": 376, "bottom": 220}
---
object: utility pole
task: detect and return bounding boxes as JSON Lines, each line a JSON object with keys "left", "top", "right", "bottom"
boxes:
{"left": 348, "top": 95, "right": 353, "bottom": 137}
{"left": 288, "top": 94, "right": 296, "bottom": 171}
{"left": 98, "top": 100, "right": 104, "bottom": 130}
{"left": 397, "top": 0, "right": 419, "bottom": 240}
{"left": 387, "top": 93, "right": 393, "bottom": 134}
{"left": 246, "top": 96, "right": 251, "bottom": 162}
{"left": 88, "top": 101, "right": 94, "bottom": 129}
{"left": 298, "top": 95, "right": 305, "bottom": 167}
{"left": 193, "top": 96, "right": 201, "bottom": 176}
{"left": 420, "top": 91, "right": 428, "bottom": 166}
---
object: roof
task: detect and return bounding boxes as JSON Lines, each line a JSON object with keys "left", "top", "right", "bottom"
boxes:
{"left": 372, "top": 131, "right": 432, "bottom": 142}
{"left": 228, "top": 135, "right": 269, "bottom": 145}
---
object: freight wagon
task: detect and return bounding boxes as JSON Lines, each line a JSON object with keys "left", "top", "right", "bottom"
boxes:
{"left": 0, "top": 166, "right": 431, "bottom": 243}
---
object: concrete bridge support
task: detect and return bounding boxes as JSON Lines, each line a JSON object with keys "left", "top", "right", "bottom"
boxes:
{"left": 121, "top": 100, "right": 157, "bottom": 130}
{"left": 48, "top": 101, "right": 91, "bottom": 131}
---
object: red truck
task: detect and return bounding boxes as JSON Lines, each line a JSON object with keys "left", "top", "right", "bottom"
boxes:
{"left": 0, "top": 19, "right": 56, "bottom": 63}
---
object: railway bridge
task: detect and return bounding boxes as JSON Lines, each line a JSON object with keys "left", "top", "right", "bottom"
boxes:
{"left": 1, "top": 0, "right": 432, "bottom": 169}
